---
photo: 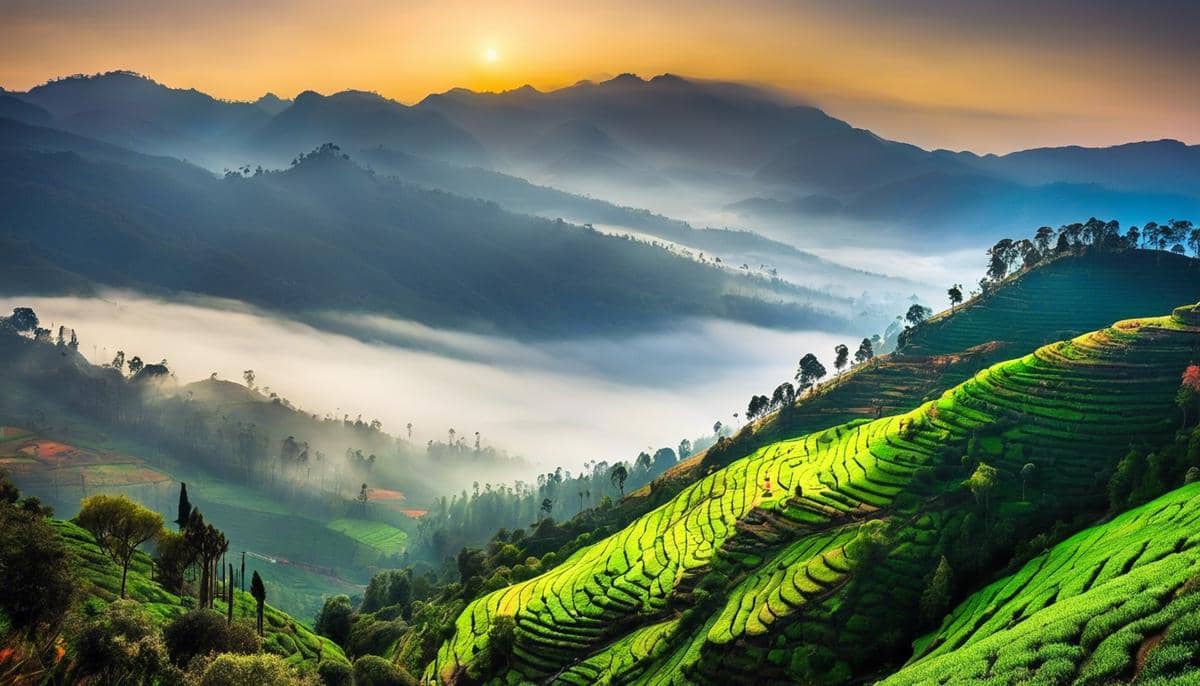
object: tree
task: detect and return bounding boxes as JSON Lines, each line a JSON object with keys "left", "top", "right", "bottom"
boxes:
{"left": 771, "top": 382, "right": 795, "bottom": 409}
{"left": 362, "top": 569, "right": 412, "bottom": 615}
{"left": 3, "top": 307, "right": 39, "bottom": 334}
{"left": 919, "top": 556, "right": 954, "bottom": 625}
{"left": 315, "top": 595, "right": 355, "bottom": 645}
{"left": 175, "top": 482, "right": 192, "bottom": 530}
{"left": 539, "top": 498, "right": 554, "bottom": 520}
{"left": 243, "top": 369, "right": 256, "bottom": 389}
{"left": 110, "top": 350, "right": 126, "bottom": 373}
{"left": 712, "top": 421, "right": 723, "bottom": 436}
{"left": 76, "top": 494, "right": 164, "bottom": 598}
{"left": 1178, "top": 365, "right": 1200, "bottom": 427}
{"left": 609, "top": 463, "right": 628, "bottom": 497}
{"left": 964, "top": 462, "right": 999, "bottom": 515}
{"left": 153, "top": 529, "right": 193, "bottom": 595}
{"left": 251, "top": 571, "right": 267, "bottom": 636}
{"left": 986, "top": 239, "right": 1016, "bottom": 281}
{"left": 833, "top": 344, "right": 849, "bottom": 375}
{"left": 1020, "top": 462, "right": 1037, "bottom": 501}
{"left": 905, "top": 304, "right": 932, "bottom": 328}
{"left": 184, "top": 510, "right": 229, "bottom": 608}
{"left": 947, "top": 284, "right": 963, "bottom": 313}
{"left": 0, "top": 501, "right": 76, "bottom": 634}
{"left": 795, "top": 353, "right": 827, "bottom": 394}
{"left": 1034, "top": 226, "right": 1054, "bottom": 255}
{"left": 747, "top": 394, "right": 769, "bottom": 420}
{"left": 678, "top": 439, "right": 692, "bottom": 459}
{"left": 854, "top": 338, "right": 874, "bottom": 365}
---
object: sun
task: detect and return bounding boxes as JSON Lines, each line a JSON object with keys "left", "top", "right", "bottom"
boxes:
{"left": 484, "top": 47, "right": 499, "bottom": 63}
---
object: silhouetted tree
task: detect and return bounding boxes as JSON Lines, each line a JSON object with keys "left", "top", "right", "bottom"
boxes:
{"left": 905, "top": 304, "right": 932, "bottom": 327}
{"left": 795, "top": 353, "right": 827, "bottom": 394}
{"left": 175, "top": 482, "right": 192, "bottom": 530}
{"left": 854, "top": 338, "right": 874, "bottom": 365}
{"left": 609, "top": 464, "right": 628, "bottom": 497}
{"left": 947, "top": 284, "right": 963, "bottom": 313}
{"left": 251, "top": 571, "right": 266, "bottom": 636}
{"left": 834, "top": 344, "right": 849, "bottom": 375}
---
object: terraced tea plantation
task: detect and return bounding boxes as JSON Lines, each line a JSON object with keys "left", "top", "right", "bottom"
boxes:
{"left": 667, "top": 251, "right": 1200, "bottom": 488}
{"left": 881, "top": 483, "right": 1200, "bottom": 686}
{"left": 426, "top": 310, "right": 1200, "bottom": 684}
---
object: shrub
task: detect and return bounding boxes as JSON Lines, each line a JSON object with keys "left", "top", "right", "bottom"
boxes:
{"left": 187, "top": 652, "right": 318, "bottom": 686}
{"left": 314, "top": 595, "right": 355, "bottom": 646}
{"left": 164, "top": 608, "right": 260, "bottom": 667}
{"left": 71, "top": 600, "right": 177, "bottom": 685}
{"left": 352, "top": 655, "right": 418, "bottom": 686}
{"left": 317, "top": 660, "right": 353, "bottom": 686}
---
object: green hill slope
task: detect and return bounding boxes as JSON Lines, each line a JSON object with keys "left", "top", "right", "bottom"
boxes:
{"left": 426, "top": 309, "right": 1200, "bottom": 684}
{"left": 52, "top": 518, "right": 347, "bottom": 668}
{"left": 644, "top": 250, "right": 1199, "bottom": 509}
{"left": 880, "top": 483, "right": 1200, "bottom": 686}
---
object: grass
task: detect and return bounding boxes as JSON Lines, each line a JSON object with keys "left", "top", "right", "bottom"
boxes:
{"left": 424, "top": 310, "right": 1200, "bottom": 684}
{"left": 881, "top": 483, "right": 1200, "bottom": 686}
{"left": 326, "top": 517, "right": 410, "bottom": 556}
{"left": 51, "top": 519, "right": 349, "bottom": 668}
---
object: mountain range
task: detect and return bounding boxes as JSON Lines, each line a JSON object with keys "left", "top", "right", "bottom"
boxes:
{"left": 3, "top": 71, "right": 1197, "bottom": 245}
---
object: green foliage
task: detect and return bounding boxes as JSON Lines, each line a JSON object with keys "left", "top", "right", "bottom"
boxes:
{"left": 163, "top": 608, "right": 260, "bottom": 668}
{"left": 75, "top": 494, "right": 164, "bottom": 598}
{"left": 70, "top": 599, "right": 177, "bottom": 686}
{"left": 317, "top": 659, "right": 353, "bottom": 686}
{"left": 361, "top": 570, "right": 412, "bottom": 615}
{"left": 883, "top": 484, "right": 1200, "bottom": 686}
{"left": 0, "top": 492, "right": 76, "bottom": 634}
{"left": 314, "top": 596, "right": 355, "bottom": 646}
{"left": 186, "top": 652, "right": 318, "bottom": 686}
{"left": 426, "top": 312, "right": 1200, "bottom": 684}
{"left": 353, "top": 655, "right": 418, "bottom": 686}
{"left": 918, "top": 557, "right": 953, "bottom": 626}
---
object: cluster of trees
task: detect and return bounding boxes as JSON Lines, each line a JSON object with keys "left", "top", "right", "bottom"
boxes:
{"left": 743, "top": 339, "right": 876, "bottom": 422}
{"left": 982, "top": 218, "right": 1196, "bottom": 292}
{"left": 410, "top": 441, "right": 701, "bottom": 562}
{"left": 0, "top": 471, "right": 331, "bottom": 685}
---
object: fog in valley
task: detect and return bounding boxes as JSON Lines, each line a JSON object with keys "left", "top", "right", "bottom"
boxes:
{"left": 5, "top": 291, "right": 856, "bottom": 475}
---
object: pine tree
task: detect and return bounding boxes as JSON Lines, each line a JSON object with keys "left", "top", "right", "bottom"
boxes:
{"left": 227, "top": 563, "right": 235, "bottom": 624}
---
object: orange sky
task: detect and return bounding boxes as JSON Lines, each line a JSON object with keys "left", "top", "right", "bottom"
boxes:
{"left": 1, "top": 0, "right": 1197, "bottom": 153}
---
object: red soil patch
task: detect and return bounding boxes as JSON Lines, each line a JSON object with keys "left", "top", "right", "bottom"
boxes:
{"left": 397, "top": 509, "right": 427, "bottom": 518}
{"left": 367, "top": 487, "right": 405, "bottom": 501}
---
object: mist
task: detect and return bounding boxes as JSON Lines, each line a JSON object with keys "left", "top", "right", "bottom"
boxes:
{"left": 5, "top": 291, "right": 853, "bottom": 475}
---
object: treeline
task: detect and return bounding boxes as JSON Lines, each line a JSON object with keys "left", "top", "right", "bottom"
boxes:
{"left": 410, "top": 437, "right": 712, "bottom": 562}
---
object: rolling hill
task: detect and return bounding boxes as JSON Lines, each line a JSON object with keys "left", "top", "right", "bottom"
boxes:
{"left": 424, "top": 307, "right": 1200, "bottom": 684}
{"left": 635, "top": 249, "right": 1200, "bottom": 516}
{"left": 881, "top": 482, "right": 1200, "bottom": 685}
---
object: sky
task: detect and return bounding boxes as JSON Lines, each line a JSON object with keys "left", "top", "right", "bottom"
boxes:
{"left": 1, "top": 0, "right": 1197, "bottom": 152}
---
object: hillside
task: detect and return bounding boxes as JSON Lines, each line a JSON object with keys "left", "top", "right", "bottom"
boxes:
{"left": 0, "top": 118, "right": 848, "bottom": 337}
{"left": 51, "top": 518, "right": 347, "bottom": 668}
{"left": 633, "top": 250, "right": 1200, "bottom": 514}
{"left": 881, "top": 483, "right": 1200, "bottom": 685}
{"left": 425, "top": 309, "right": 1200, "bottom": 683}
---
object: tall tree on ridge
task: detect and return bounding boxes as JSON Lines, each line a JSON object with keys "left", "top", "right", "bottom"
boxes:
{"left": 834, "top": 344, "right": 849, "bottom": 376}
{"left": 947, "top": 284, "right": 963, "bottom": 313}
{"left": 175, "top": 482, "right": 192, "bottom": 530}
{"left": 251, "top": 571, "right": 266, "bottom": 636}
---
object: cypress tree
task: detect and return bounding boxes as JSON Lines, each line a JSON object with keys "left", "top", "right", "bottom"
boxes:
{"left": 251, "top": 571, "right": 266, "bottom": 636}
{"left": 175, "top": 483, "right": 192, "bottom": 530}
{"left": 227, "top": 563, "right": 234, "bottom": 624}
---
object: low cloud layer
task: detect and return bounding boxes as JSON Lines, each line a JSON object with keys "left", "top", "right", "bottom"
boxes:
{"left": 7, "top": 291, "right": 851, "bottom": 474}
